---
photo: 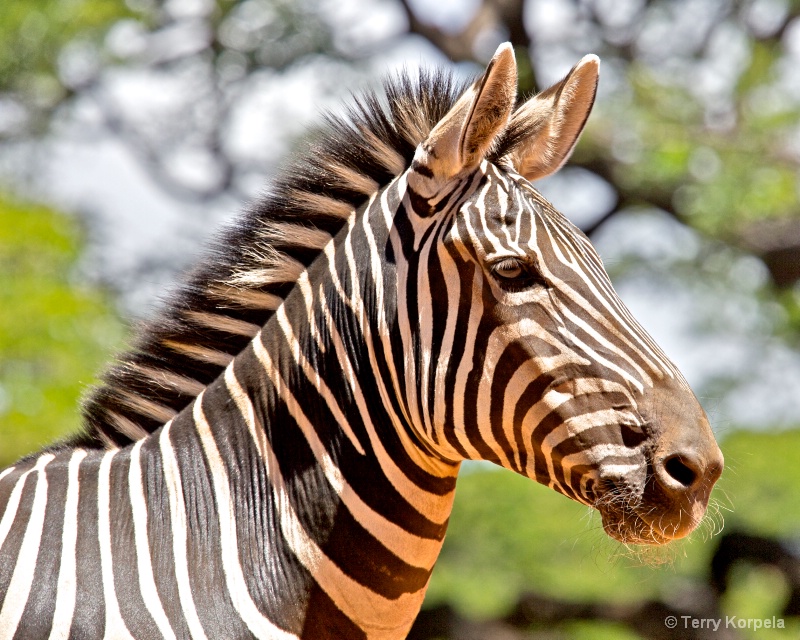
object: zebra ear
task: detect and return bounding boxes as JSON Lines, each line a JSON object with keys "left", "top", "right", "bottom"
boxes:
{"left": 409, "top": 43, "right": 517, "bottom": 197}
{"left": 508, "top": 54, "right": 599, "bottom": 182}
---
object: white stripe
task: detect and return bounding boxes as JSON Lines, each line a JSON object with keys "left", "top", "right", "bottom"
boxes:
{"left": 191, "top": 394, "right": 300, "bottom": 640}
{"left": 495, "top": 183, "right": 515, "bottom": 248}
{"left": 0, "top": 454, "right": 54, "bottom": 639}
{"left": 594, "top": 463, "right": 643, "bottom": 477}
{"left": 98, "top": 450, "right": 136, "bottom": 640}
{"left": 0, "top": 469, "right": 33, "bottom": 554}
{"left": 542, "top": 409, "right": 640, "bottom": 452}
{"left": 48, "top": 450, "right": 86, "bottom": 640}
{"left": 476, "top": 179, "right": 507, "bottom": 256}
{"left": 160, "top": 421, "right": 209, "bottom": 640}
{"left": 129, "top": 440, "right": 177, "bottom": 640}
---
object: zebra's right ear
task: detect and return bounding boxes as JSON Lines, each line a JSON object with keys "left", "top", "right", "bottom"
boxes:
{"left": 408, "top": 43, "right": 517, "bottom": 199}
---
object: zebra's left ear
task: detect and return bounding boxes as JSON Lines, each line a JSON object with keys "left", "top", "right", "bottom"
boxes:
{"left": 507, "top": 55, "right": 599, "bottom": 182}
{"left": 408, "top": 43, "right": 517, "bottom": 198}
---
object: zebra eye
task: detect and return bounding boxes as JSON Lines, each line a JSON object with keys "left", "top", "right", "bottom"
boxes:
{"left": 490, "top": 257, "right": 546, "bottom": 291}
{"left": 492, "top": 258, "right": 525, "bottom": 278}
{"left": 491, "top": 258, "right": 531, "bottom": 286}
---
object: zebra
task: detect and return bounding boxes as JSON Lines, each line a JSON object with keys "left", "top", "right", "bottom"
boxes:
{"left": 0, "top": 43, "right": 723, "bottom": 639}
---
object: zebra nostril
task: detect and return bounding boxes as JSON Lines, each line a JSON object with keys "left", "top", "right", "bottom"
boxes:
{"left": 661, "top": 454, "right": 699, "bottom": 490}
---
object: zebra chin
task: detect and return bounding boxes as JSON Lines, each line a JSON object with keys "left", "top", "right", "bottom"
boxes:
{"left": 597, "top": 499, "right": 711, "bottom": 546}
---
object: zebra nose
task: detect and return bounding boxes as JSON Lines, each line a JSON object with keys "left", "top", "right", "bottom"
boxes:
{"left": 655, "top": 448, "right": 723, "bottom": 494}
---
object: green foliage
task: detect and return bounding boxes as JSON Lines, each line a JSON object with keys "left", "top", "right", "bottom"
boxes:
{"left": 586, "top": 51, "right": 800, "bottom": 240}
{"left": 0, "top": 197, "right": 124, "bottom": 468}
{"left": 779, "top": 288, "right": 800, "bottom": 345}
{"left": 0, "top": 0, "right": 131, "bottom": 92}
{"left": 561, "top": 621, "right": 642, "bottom": 640}
{"left": 718, "top": 430, "right": 800, "bottom": 536}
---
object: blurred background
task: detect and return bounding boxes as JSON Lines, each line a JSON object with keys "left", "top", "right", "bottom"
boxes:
{"left": 1, "top": 0, "right": 800, "bottom": 638}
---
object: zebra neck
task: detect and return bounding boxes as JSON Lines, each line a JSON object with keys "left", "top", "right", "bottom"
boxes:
{"left": 156, "top": 281, "right": 460, "bottom": 634}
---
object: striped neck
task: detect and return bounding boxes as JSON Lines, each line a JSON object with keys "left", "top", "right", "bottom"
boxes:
{"left": 152, "top": 179, "right": 460, "bottom": 636}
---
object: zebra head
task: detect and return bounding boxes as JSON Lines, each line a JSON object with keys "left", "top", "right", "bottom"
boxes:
{"left": 400, "top": 44, "right": 723, "bottom": 545}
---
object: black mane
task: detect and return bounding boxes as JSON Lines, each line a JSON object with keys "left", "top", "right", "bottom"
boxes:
{"left": 74, "top": 67, "right": 525, "bottom": 450}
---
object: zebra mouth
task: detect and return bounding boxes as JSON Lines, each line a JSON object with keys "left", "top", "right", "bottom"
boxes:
{"left": 593, "top": 482, "right": 669, "bottom": 545}
{"left": 594, "top": 477, "right": 711, "bottom": 545}
{"left": 598, "top": 508, "right": 683, "bottom": 545}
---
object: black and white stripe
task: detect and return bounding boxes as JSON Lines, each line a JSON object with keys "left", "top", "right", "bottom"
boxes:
{"left": 0, "top": 44, "right": 722, "bottom": 638}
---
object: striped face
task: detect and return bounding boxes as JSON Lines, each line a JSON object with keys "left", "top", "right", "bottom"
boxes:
{"left": 399, "top": 44, "right": 723, "bottom": 545}
{"left": 399, "top": 160, "right": 722, "bottom": 543}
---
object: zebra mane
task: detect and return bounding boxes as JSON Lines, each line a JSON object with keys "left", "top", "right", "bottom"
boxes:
{"left": 74, "top": 67, "right": 528, "bottom": 450}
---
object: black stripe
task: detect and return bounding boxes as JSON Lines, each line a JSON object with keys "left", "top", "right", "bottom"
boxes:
{"left": 410, "top": 161, "right": 434, "bottom": 178}
{"left": 322, "top": 503, "right": 431, "bottom": 598}
{"left": 108, "top": 449, "right": 164, "bottom": 638}
{"left": 301, "top": 585, "right": 367, "bottom": 640}
{"left": 167, "top": 408, "right": 254, "bottom": 639}
{"left": 15, "top": 454, "right": 69, "bottom": 637}
{"left": 69, "top": 453, "right": 105, "bottom": 639}
{"left": 140, "top": 433, "right": 193, "bottom": 639}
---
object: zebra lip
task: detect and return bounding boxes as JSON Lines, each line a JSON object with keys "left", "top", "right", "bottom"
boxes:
{"left": 635, "top": 467, "right": 715, "bottom": 542}
{"left": 636, "top": 494, "right": 710, "bottom": 542}
{"left": 598, "top": 508, "right": 674, "bottom": 546}
{"left": 599, "top": 491, "right": 710, "bottom": 545}
{"left": 593, "top": 487, "right": 666, "bottom": 545}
